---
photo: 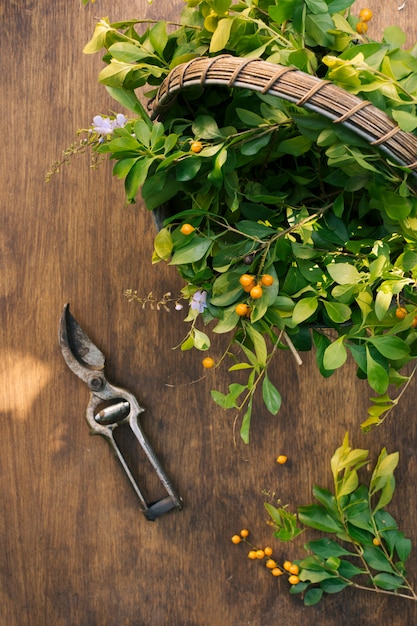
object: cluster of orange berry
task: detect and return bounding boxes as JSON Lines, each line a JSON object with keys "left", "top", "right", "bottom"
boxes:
{"left": 235, "top": 273, "right": 274, "bottom": 317}
{"left": 231, "top": 530, "right": 300, "bottom": 584}
{"left": 395, "top": 306, "right": 417, "bottom": 327}
{"left": 356, "top": 7, "right": 373, "bottom": 34}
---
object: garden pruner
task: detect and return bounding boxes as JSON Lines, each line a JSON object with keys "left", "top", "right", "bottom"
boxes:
{"left": 58, "top": 303, "right": 183, "bottom": 521}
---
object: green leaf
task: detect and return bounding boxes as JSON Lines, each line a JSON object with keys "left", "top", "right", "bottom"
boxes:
{"left": 236, "top": 108, "right": 266, "bottom": 127}
{"left": 98, "top": 59, "right": 133, "bottom": 87}
{"left": 262, "top": 374, "right": 282, "bottom": 415}
{"left": 395, "top": 534, "right": 412, "bottom": 563}
{"left": 367, "top": 336, "right": 410, "bottom": 361}
{"left": 83, "top": 18, "right": 112, "bottom": 54}
{"left": 298, "top": 504, "right": 343, "bottom": 533}
{"left": 323, "top": 336, "right": 347, "bottom": 370}
{"left": 373, "top": 572, "right": 404, "bottom": 591}
{"left": 240, "top": 398, "right": 253, "bottom": 444}
{"left": 125, "top": 157, "right": 153, "bottom": 201}
{"left": 292, "top": 296, "right": 319, "bottom": 324}
{"left": 153, "top": 227, "right": 173, "bottom": 261}
{"left": 192, "top": 116, "right": 222, "bottom": 139}
{"left": 149, "top": 21, "right": 168, "bottom": 56}
{"left": 169, "top": 237, "right": 212, "bottom": 265}
{"left": 338, "top": 560, "right": 367, "bottom": 579}
{"left": 193, "top": 328, "right": 211, "bottom": 350}
{"left": 366, "top": 346, "right": 389, "bottom": 395}
{"left": 374, "top": 289, "right": 392, "bottom": 321}
{"left": 313, "top": 331, "right": 334, "bottom": 378}
{"left": 322, "top": 300, "right": 352, "bottom": 323}
{"left": 307, "top": 538, "right": 353, "bottom": 559}
{"left": 338, "top": 470, "right": 358, "bottom": 498}
{"left": 246, "top": 325, "right": 268, "bottom": 367}
{"left": 391, "top": 109, "right": 417, "bottom": 132}
{"left": 320, "top": 578, "right": 350, "bottom": 594}
{"left": 362, "top": 545, "right": 395, "bottom": 574}
{"left": 305, "top": 0, "right": 328, "bottom": 13}
{"left": 240, "top": 133, "right": 271, "bottom": 156}
{"left": 381, "top": 192, "right": 412, "bottom": 220}
{"left": 304, "top": 588, "right": 324, "bottom": 606}
{"left": 209, "top": 17, "right": 234, "bottom": 53}
{"left": 327, "top": 263, "right": 362, "bottom": 285}
{"left": 278, "top": 135, "right": 312, "bottom": 156}
{"left": 175, "top": 157, "right": 202, "bottom": 181}
{"left": 211, "top": 383, "right": 246, "bottom": 410}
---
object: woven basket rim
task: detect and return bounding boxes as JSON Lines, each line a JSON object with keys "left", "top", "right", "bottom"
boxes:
{"left": 150, "top": 54, "right": 417, "bottom": 178}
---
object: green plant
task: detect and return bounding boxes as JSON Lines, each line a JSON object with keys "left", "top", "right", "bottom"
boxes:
{"left": 264, "top": 433, "right": 416, "bottom": 605}
{"left": 50, "top": 0, "right": 417, "bottom": 442}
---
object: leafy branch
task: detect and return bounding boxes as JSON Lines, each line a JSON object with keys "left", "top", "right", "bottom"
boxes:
{"left": 265, "top": 434, "right": 416, "bottom": 605}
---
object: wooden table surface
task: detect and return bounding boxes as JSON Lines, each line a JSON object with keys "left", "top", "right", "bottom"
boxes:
{"left": 2, "top": 1, "right": 417, "bottom": 624}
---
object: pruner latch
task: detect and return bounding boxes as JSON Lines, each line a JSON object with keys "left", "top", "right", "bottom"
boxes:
{"left": 58, "top": 303, "right": 183, "bottom": 521}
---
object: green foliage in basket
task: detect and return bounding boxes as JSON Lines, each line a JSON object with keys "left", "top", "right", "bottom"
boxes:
{"left": 265, "top": 433, "right": 417, "bottom": 604}
{"left": 56, "top": 0, "right": 417, "bottom": 442}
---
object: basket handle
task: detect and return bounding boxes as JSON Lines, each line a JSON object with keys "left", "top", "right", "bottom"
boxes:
{"left": 150, "top": 55, "right": 417, "bottom": 176}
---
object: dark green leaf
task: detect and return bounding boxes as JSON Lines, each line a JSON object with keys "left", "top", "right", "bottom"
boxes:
{"left": 320, "top": 577, "right": 350, "bottom": 593}
{"left": 363, "top": 545, "right": 395, "bottom": 574}
{"left": 307, "top": 538, "right": 354, "bottom": 559}
{"left": 298, "top": 504, "right": 344, "bottom": 533}
{"left": 262, "top": 374, "right": 282, "bottom": 415}
{"left": 304, "top": 588, "right": 324, "bottom": 606}
{"left": 373, "top": 572, "right": 404, "bottom": 591}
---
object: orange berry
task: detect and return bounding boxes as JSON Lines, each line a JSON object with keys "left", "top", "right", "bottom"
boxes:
{"left": 248, "top": 550, "right": 257, "bottom": 560}
{"left": 231, "top": 535, "right": 242, "bottom": 544}
{"left": 266, "top": 559, "right": 278, "bottom": 569}
{"left": 271, "top": 567, "right": 284, "bottom": 577}
{"left": 356, "top": 21, "right": 368, "bottom": 34}
{"left": 373, "top": 537, "right": 381, "bottom": 546}
{"left": 395, "top": 307, "right": 407, "bottom": 320}
{"left": 180, "top": 223, "right": 195, "bottom": 235}
{"left": 202, "top": 357, "right": 215, "bottom": 369}
{"left": 256, "top": 549, "right": 265, "bottom": 559}
{"left": 412, "top": 316, "right": 417, "bottom": 328}
{"left": 283, "top": 560, "right": 292, "bottom": 571}
{"left": 239, "top": 274, "right": 254, "bottom": 287}
{"left": 242, "top": 281, "right": 255, "bottom": 292}
{"left": 240, "top": 529, "right": 249, "bottom": 538}
{"left": 288, "top": 575, "right": 300, "bottom": 585}
{"left": 190, "top": 141, "right": 203, "bottom": 153}
{"left": 289, "top": 564, "right": 299, "bottom": 575}
{"left": 250, "top": 284, "right": 263, "bottom": 299}
{"left": 261, "top": 274, "right": 274, "bottom": 286}
{"left": 359, "top": 7, "right": 373, "bottom": 21}
{"left": 235, "top": 303, "right": 249, "bottom": 316}
{"left": 276, "top": 455, "right": 288, "bottom": 465}
{"left": 264, "top": 546, "right": 273, "bottom": 557}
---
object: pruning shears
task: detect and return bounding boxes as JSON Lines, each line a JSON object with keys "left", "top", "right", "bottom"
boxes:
{"left": 58, "top": 303, "right": 183, "bottom": 521}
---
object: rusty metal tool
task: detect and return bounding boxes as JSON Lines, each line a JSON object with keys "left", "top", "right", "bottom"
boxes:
{"left": 58, "top": 303, "right": 183, "bottom": 521}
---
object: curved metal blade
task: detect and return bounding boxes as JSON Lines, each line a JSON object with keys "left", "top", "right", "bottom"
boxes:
{"left": 59, "top": 303, "right": 105, "bottom": 382}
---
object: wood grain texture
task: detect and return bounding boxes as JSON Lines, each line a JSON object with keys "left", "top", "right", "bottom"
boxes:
{"left": 1, "top": 1, "right": 417, "bottom": 624}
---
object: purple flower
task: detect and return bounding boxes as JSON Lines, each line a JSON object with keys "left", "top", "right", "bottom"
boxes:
{"left": 92, "top": 115, "right": 114, "bottom": 135}
{"left": 112, "top": 113, "right": 127, "bottom": 129}
{"left": 190, "top": 290, "right": 207, "bottom": 314}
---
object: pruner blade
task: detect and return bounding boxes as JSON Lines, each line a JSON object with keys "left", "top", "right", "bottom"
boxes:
{"left": 58, "top": 303, "right": 183, "bottom": 521}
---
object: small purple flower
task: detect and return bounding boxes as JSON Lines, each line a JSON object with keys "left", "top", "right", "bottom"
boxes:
{"left": 112, "top": 113, "right": 127, "bottom": 129}
{"left": 175, "top": 303, "right": 184, "bottom": 310}
{"left": 190, "top": 290, "right": 207, "bottom": 314}
{"left": 92, "top": 115, "right": 114, "bottom": 135}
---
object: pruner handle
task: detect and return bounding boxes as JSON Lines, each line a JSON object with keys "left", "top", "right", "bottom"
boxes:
{"left": 86, "top": 385, "right": 183, "bottom": 520}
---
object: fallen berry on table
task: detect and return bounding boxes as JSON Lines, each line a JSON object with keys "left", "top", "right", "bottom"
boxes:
{"left": 202, "top": 357, "right": 215, "bottom": 369}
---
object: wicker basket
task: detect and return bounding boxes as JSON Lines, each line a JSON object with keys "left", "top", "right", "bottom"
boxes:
{"left": 150, "top": 54, "right": 417, "bottom": 179}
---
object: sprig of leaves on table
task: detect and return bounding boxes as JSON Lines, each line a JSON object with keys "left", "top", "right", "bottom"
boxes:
{"left": 266, "top": 433, "right": 416, "bottom": 605}
{"left": 74, "top": 0, "right": 417, "bottom": 442}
